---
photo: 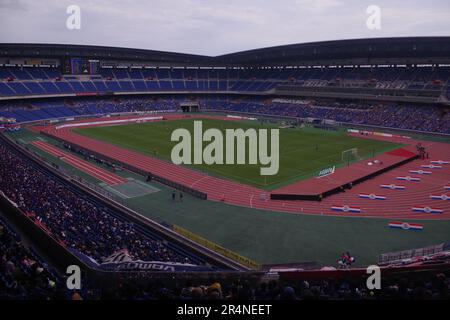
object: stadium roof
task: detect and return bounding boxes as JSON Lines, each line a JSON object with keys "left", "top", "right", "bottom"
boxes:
{"left": 1, "top": 37, "right": 450, "bottom": 67}
{"left": 0, "top": 43, "right": 211, "bottom": 64}
{"left": 216, "top": 37, "right": 450, "bottom": 66}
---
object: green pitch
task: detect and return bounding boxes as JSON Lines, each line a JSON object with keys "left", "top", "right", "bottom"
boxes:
{"left": 75, "top": 118, "right": 401, "bottom": 189}
{"left": 12, "top": 128, "right": 449, "bottom": 266}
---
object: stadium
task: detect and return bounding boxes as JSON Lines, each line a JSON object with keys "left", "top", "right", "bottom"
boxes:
{"left": 0, "top": 2, "right": 450, "bottom": 307}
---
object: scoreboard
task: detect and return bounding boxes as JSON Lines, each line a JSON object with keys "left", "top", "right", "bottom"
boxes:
{"left": 63, "top": 57, "right": 100, "bottom": 75}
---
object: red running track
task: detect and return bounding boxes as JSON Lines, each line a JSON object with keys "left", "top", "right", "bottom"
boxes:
{"left": 37, "top": 114, "right": 450, "bottom": 220}
{"left": 32, "top": 140, "right": 127, "bottom": 186}
{"left": 272, "top": 147, "right": 417, "bottom": 196}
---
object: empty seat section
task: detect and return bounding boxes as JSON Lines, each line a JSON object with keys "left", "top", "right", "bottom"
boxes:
{"left": 81, "top": 81, "right": 97, "bottom": 92}
{"left": 159, "top": 80, "right": 172, "bottom": 90}
{"left": 172, "top": 80, "right": 185, "bottom": 90}
{"left": 40, "top": 82, "right": 61, "bottom": 94}
{"left": 7, "top": 82, "right": 31, "bottom": 95}
{"left": 185, "top": 81, "right": 198, "bottom": 90}
{"left": 43, "top": 68, "right": 62, "bottom": 79}
{"left": 54, "top": 81, "right": 74, "bottom": 93}
{"left": 23, "top": 82, "right": 46, "bottom": 94}
{"left": 145, "top": 80, "right": 160, "bottom": 90}
{"left": 10, "top": 68, "right": 33, "bottom": 80}
{"left": 129, "top": 69, "right": 143, "bottom": 79}
{"left": 113, "top": 69, "right": 129, "bottom": 79}
{"left": 26, "top": 68, "right": 49, "bottom": 79}
{"left": 0, "top": 68, "right": 14, "bottom": 79}
{"left": 0, "top": 83, "right": 16, "bottom": 95}
{"left": 105, "top": 80, "right": 121, "bottom": 91}
{"left": 209, "top": 81, "right": 218, "bottom": 90}
{"left": 142, "top": 69, "right": 157, "bottom": 79}
{"left": 118, "top": 81, "right": 134, "bottom": 91}
{"left": 132, "top": 80, "right": 147, "bottom": 91}
{"left": 69, "top": 81, "right": 86, "bottom": 92}
{"left": 92, "top": 81, "right": 108, "bottom": 92}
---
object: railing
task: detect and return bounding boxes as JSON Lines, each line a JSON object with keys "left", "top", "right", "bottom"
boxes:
{"left": 173, "top": 225, "right": 260, "bottom": 270}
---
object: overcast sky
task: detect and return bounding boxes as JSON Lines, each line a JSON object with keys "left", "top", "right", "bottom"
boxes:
{"left": 0, "top": 0, "right": 449, "bottom": 56}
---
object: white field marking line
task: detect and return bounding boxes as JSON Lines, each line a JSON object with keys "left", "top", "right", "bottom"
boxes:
{"left": 200, "top": 165, "right": 264, "bottom": 187}
{"left": 101, "top": 185, "right": 132, "bottom": 199}
{"left": 34, "top": 141, "right": 115, "bottom": 180}
{"left": 130, "top": 179, "right": 161, "bottom": 192}
{"left": 188, "top": 160, "right": 326, "bottom": 189}
{"left": 33, "top": 142, "right": 106, "bottom": 181}
{"left": 279, "top": 140, "right": 350, "bottom": 157}
{"left": 80, "top": 122, "right": 335, "bottom": 178}
{"left": 40, "top": 146, "right": 119, "bottom": 185}
{"left": 73, "top": 122, "right": 357, "bottom": 187}
{"left": 263, "top": 159, "right": 342, "bottom": 186}
{"left": 110, "top": 185, "right": 153, "bottom": 198}
{"left": 34, "top": 142, "right": 123, "bottom": 185}
{"left": 194, "top": 156, "right": 335, "bottom": 188}
{"left": 189, "top": 175, "right": 210, "bottom": 188}
{"left": 32, "top": 141, "right": 65, "bottom": 157}
{"left": 69, "top": 124, "right": 387, "bottom": 189}
{"left": 60, "top": 156, "right": 126, "bottom": 183}
{"left": 55, "top": 116, "right": 163, "bottom": 129}
{"left": 280, "top": 147, "right": 358, "bottom": 171}
{"left": 61, "top": 157, "right": 121, "bottom": 185}
{"left": 37, "top": 142, "right": 126, "bottom": 183}
{"left": 71, "top": 136, "right": 265, "bottom": 187}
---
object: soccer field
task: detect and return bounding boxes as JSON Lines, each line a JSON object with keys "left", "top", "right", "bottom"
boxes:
{"left": 10, "top": 128, "right": 450, "bottom": 266}
{"left": 75, "top": 118, "right": 401, "bottom": 189}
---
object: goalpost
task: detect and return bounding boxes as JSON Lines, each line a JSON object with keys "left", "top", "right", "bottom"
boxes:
{"left": 341, "top": 148, "right": 360, "bottom": 164}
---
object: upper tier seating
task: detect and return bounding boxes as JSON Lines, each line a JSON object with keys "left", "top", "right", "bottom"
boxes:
{"left": 1, "top": 66, "right": 449, "bottom": 97}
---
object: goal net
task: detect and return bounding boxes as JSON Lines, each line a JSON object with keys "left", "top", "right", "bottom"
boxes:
{"left": 341, "top": 148, "right": 360, "bottom": 163}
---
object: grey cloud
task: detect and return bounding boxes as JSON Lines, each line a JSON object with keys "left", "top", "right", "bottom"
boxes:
{"left": 0, "top": 0, "right": 449, "bottom": 55}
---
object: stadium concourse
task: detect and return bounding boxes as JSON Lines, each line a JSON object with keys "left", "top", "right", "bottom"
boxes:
{"left": 34, "top": 113, "right": 450, "bottom": 220}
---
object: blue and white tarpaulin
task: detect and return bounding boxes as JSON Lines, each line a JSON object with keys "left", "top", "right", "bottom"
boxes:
{"left": 412, "top": 206, "right": 443, "bottom": 214}
{"left": 421, "top": 164, "right": 442, "bottom": 169}
{"left": 358, "top": 194, "right": 386, "bottom": 200}
{"left": 396, "top": 176, "right": 420, "bottom": 182}
{"left": 409, "top": 170, "right": 432, "bottom": 175}
{"left": 331, "top": 205, "right": 361, "bottom": 213}
{"left": 430, "top": 195, "right": 450, "bottom": 201}
{"left": 389, "top": 221, "right": 423, "bottom": 231}
{"left": 380, "top": 184, "right": 406, "bottom": 190}
{"left": 430, "top": 160, "right": 449, "bottom": 165}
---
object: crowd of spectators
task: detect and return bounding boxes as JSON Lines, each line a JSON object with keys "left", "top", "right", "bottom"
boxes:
{"left": 62, "top": 270, "right": 450, "bottom": 300}
{"left": 62, "top": 96, "right": 450, "bottom": 134}
{"left": 202, "top": 98, "right": 450, "bottom": 134}
{"left": 0, "top": 217, "right": 62, "bottom": 299}
{"left": 67, "top": 97, "right": 179, "bottom": 116}
{"left": 1, "top": 138, "right": 450, "bottom": 300}
{"left": 1, "top": 95, "right": 449, "bottom": 133}
{"left": 0, "top": 142, "right": 198, "bottom": 266}
{"left": 1, "top": 93, "right": 450, "bottom": 299}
